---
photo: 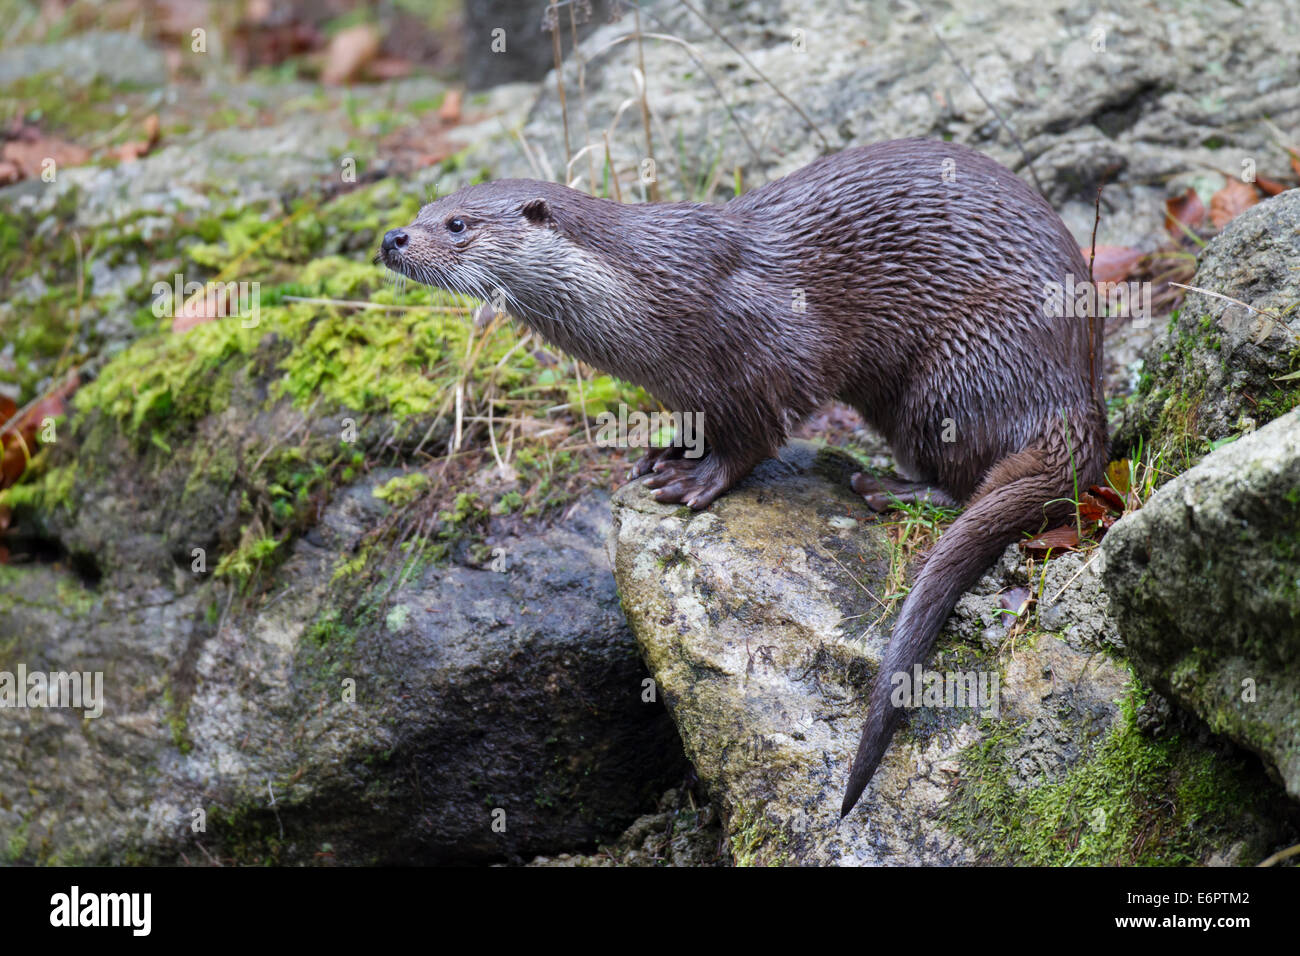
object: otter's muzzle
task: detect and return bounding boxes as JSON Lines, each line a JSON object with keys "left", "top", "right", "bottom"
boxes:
{"left": 381, "top": 229, "right": 409, "bottom": 255}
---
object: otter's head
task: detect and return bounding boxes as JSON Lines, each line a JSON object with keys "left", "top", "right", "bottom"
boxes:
{"left": 376, "top": 181, "right": 573, "bottom": 317}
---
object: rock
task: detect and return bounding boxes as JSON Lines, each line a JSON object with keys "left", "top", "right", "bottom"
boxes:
{"left": 0, "top": 366, "right": 686, "bottom": 864}
{"left": 609, "top": 441, "right": 1294, "bottom": 864}
{"left": 1101, "top": 408, "right": 1300, "bottom": 800}
{"left": 462, "top": 0, "right": 614, "bottom": 91}
{"left": 466, "top": 0, "right": 1300, "bottom": 252}
{"left": 526, "top": 787, "right": 725, "bottom": 867}
{"left": 1117, "top": 189, "right": 1300, "bottom": 466}
{"left": 0, "top": 32, "right": 166, "bottom": 87}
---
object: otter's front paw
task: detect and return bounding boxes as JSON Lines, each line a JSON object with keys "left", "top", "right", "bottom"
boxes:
{"left": 630, "top": 444, "right": 686, "bottom": 479}
{"left": 642, "top": 456, "right": 731, "bottom": 510}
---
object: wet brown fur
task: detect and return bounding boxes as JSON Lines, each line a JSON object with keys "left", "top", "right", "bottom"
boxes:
{"left": 379, "top": 138, "right": 1108, "bottom": 817}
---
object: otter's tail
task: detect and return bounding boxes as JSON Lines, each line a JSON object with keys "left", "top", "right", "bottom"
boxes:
{"left": 840, "top": 452, "right": 1077, "bottom": 818}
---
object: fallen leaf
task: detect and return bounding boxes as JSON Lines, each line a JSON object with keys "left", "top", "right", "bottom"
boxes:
{"left": 172, "top": 284, "right": 231, "bottom": 332}
{"left": 1078, "top": 492, "right": 1111, "bottom": 524}
{"left": 1165, "top": 187, "right": 1206, "bottom": 240}
{"left": 1020, "top": 525, "right": 1080, "bottom": 557}
{"left": 110, "top": 112, "right": 163, "bottom": 162}
{"left": 1087, "top": 484, "right": 1126, "bottom": 513}
{"left": 1, "top": 136, "right": 90, "bottom": 178}
{"left": 367, "top": 57, "right": 413, "bottom": 81}
{"left": 438, "top": 88, "right": 463, "bottom": 123}
{"left": 1, "top": 437, "right": 28, "bottom": 486}
{"left": 1209, "top": 178, "right": 1259, "bottom": 229}
{"left": 1255, "top": 176, "right": 1290, "bottom": 197}
{"left": 143, "top": 113, "right": 161, "bottom": 147}
{"left": 999, "top": 586, "right": 1032, "bottom": 620}
{"left": 0, "top": 160, "right": 20, "bottom": 185}
{"left": 322, "top": 24, "right": 380, "bottom": 85}
{"left": 1082, "top": 245, "right": 1144, "bottom": 285}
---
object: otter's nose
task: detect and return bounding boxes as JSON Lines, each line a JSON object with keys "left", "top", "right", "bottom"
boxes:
{"left": 382, "top": 229, "right": 409, "bottom": 254}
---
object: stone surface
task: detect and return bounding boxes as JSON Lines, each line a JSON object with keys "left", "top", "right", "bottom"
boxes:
{"left": 469, "top": 0, "right": 1300, "bottom": 252}
{"left": 609, "top": 441, "right": 1294, "bottom": 864}
{"left": 1102, "top": 408, "right": 1300, "bottom": 800}
{"left": 0, "top": 404, "right": 686, "bottom": 864}
{"left": 1117, "top": 189, "right": 1300, "bottom": 461}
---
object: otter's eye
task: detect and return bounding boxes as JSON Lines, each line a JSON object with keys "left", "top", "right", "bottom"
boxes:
{"left": 447, "top": 218, "right": 466, "bottom": 234}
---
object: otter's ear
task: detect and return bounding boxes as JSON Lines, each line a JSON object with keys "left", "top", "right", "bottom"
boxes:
{"left": 521, "top": 198, "right": 554, "bottom": 227}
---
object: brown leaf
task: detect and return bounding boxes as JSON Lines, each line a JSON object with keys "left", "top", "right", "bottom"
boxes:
{"left": 1078, "top": 492, "right": 1111, "bottom": 524}
{"left": 367, "top": 57, "right": 413, "bottom": 81}
{"left": 1, "top": 437, "right": 28, "bottom": 487}
{"left": 321, "top": 24, "right": 380, "bottom": 85}
{"left": 1087, "top": 484, "right": 1126, "bottom": 513}
{"left": 1081, "top": 245, "right": 1144, "bottom": 285}
{"left": 1, "top": 136, "right": 90, "bottom": 178}
{"left": 172, "top": 284, "right": 231, "bottom": 333}
{"left": 0, "top": 160, "right": 20, "bottom": 185}
{"left": 1209, "top": 178, "right": 1259, "bottom": 229}
{"left": 110, "top": 113, "right": 163, "bottom": 163}
{"left": 1255, "top": 176, "right": 1290, "bottom": 197}
{"left": 1019, "top": 525, "right": 1080, "bottom": 557}
{"left": 23, "top": 394, "right": 68, "bottom": 437}
{"left": 438, "top": 88, "right": 463, "bottom": 124}
{"left": 113, "top": 141, "right": 150, "bottom": 162}
{"left": 1165, "top": 188, "right": 1206, "bottom": 239}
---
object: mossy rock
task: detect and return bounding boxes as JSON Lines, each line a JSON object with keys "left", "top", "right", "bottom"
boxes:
{"left": 1116, "top": 190, "right": 1300, "bottom": 474}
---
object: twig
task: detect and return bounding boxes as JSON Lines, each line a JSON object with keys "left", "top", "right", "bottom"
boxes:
{"left": 1167, "top": 282, "right": 1286, "bottom": 322}
{"left": 281, "top": 295, "right": 470, "bottom": 314}
{"left": 1046, "top": 549, "right": 1100, "bottom": 605}
{"left": 568, "top": 0, "right": 599, "bottom": 194}
{"left": 1258, "top": 842, "right": 1300, "bottom": 867}
{"left": 632, "top": 2, "right": 659, "bottom": 200}
{"left": 547, "top": 2, "right": 573, "bottom": 171}
{"left": 1088, "top": 179, "right": 1103, "bottom": 399}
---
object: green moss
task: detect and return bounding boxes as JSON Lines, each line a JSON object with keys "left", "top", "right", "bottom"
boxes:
{"left": 213, "top": 531, "right": 280, "bottom": 583}
{"left": 943, "top": 678, "right": 1280, "bottom": 864}
{"left": 161, "top": 684, "right": 192, "bottom": 756}
{"left": 5, "top": 818, "right": 29, "bottom": 863}
{"left": 205, "top": 804, "right": 286, "bottom": 866}
{"left": 728, "top": 801, "right": 793, "bottom": 867}
{"left": 0, "top": 460, "right": 76, "bottom": 515}
{"left": 372, "top": 471, "right": 431, "bottom": 508}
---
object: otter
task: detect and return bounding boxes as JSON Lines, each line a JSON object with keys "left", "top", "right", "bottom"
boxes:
{"left": 378, "top": 138, "right": 1107, "bottom": 818}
